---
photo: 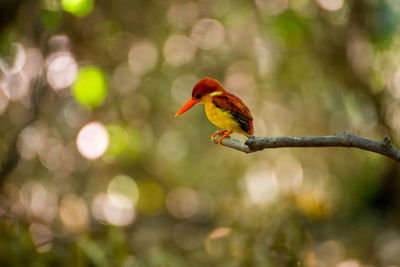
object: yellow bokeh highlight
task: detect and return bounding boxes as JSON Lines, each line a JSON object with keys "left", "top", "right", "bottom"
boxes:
{"left": 59, "top": 194, "right": 89, "bottom": 232}
{"left": 106, "top": 124, "right": 126, "bottom": 157}
{"left": 294, "top": 192, "right": 332, "bottom": 219}
{"left": 72, "top": 66, "right": 107, "bottom": 109}
{"left": 61, "top": 0, "right": 94, "bottom": 17}
{"left": 107, "top": 175, "right": 139, "bottom": 207}
{"left": 137, "top": 182, "right": 165, "bottom": 215}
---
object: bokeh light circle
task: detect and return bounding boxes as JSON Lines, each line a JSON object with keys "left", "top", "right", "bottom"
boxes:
{"left": 167, "top": 2, "right": 199, "bottom": 29}
{"left": 166, "top": 187, "right": 199, "bottom": 219}
{"left": 137, "top": 182, "right": 165, "bottom": 214}
{"left": 190, "top": 18, "right": 225, "bottom": 49}
{"left": 59, "top": 194, "right": 89, "bottom": 232}
{"left": 103, "top": 195, "right": 135, "bottom": 226}
{"left": 1, "top": 71, "right": 30, "bottom": 101}
{"left": 112, "top": 63, "right": 141, "bottom": 95}
{"left": 255, "top": 0, "right": 288, "bottom": 14}
{"left": 171, "top": 74, "right": 199, "bottom": 104}
{"left": 163, "top": 35, "right": 197, "bottom": 66}
{"left": 107, "top": 175, "right": 139, "bottom": 208}
{"left": 105, "top": 124, "right": 126, "bottom": 157}
{"left": 91, "top": 193, "right": 136, "bottom": 226}
{"left": 128, "top": 41, "right": 158, "bottom": 76}
{"left": 47, "top": 54, "right": 78, "bottom": 91}
{"left": 72, "top": 66, "right": 108, "bottom": 109}
{"left": 61, "top": 0, "right": 94, "bottom": 17}
{"left": 0, "top": 89, "right": 8, "bottom": 115}
{"left": 245, "top": 163, "right": 278, "bottom": 204}
{"left": 76, "top": 122, "right": 109, "bottom": 160}
{"left": 316, "top": 0, "right": 344, "bottom": 11}
{"left": 29, "top": 223, "right": 53, "bottom": 253}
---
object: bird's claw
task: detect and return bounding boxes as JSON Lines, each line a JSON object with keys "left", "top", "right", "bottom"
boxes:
{"left": 216, "top": 131, "right": 233, "bottom": 146}
{"left": 210, "top": 130, "right": 227, "bottom": 142}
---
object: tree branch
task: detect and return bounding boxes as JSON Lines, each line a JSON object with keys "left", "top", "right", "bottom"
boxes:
{"left": 212, "top": 132, "right": 400, "bottom": 163}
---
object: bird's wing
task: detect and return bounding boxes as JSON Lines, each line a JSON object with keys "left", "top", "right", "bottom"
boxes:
{"left": 212, "top": 93, "right": 254, "bottom": 134}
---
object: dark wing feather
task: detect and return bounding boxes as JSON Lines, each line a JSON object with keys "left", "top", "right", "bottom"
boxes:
{"left": 212, "top": 93, "right": 254, "bottom": 135}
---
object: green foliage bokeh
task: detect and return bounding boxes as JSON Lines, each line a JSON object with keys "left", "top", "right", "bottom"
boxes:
{"left": 0, "top": 0, "right": 400, "bottom": 266}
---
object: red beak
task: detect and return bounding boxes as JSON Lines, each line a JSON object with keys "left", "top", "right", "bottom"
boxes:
{"left": 174, "top": 98, "right": 200, "bottom": 117}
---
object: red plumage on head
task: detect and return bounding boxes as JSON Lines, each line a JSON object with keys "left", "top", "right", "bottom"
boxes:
{"left": 191, "top": 78, "right": 225, "bottom": 99}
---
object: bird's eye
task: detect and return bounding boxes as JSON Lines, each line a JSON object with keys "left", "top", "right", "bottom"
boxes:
{"left": 196, "top": 94, "right": 201, "bottom": 99}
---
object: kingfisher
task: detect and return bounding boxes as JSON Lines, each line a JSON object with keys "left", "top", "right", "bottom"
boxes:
{"left": 175, "top": 77, "right": 254, "bottom": 145}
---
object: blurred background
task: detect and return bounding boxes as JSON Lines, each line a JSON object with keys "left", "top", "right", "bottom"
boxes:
{"left": 1, "top": 0, "right": 400, "bottom": 266}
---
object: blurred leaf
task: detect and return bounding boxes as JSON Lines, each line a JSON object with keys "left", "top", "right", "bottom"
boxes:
{"left": 72, "top": 66, "right": 108, "bottom": 109}
{"left": 1, "top": 0, "right": 400, "bottom": 266}
{"left": 61, "top": 0, "right": 94, "bottom": 17}
{"left": 137, "top": 181, "right": 165, "bottom": 215}
{"left": 41, "top": 10, "right": 62, "bottom": 31}
{"left": 78, "top": 236, "right": 108, "bottom": 267}
{"left": 106, "top": 124, "right": 126, "bottom": 157}
{"left": 273, "top": 12, "right": 309, "bottom": 48}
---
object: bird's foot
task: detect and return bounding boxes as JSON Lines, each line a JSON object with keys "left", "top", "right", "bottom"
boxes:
{"left": 210, "top": 130, "right": 227, "bottom": 142}
{"left": 217, "top": 131, "right": 233, "bottom": 146}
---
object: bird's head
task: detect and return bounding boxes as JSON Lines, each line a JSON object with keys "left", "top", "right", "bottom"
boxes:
{"left": 175, "top": 78, "right": 224, "bottom": 117}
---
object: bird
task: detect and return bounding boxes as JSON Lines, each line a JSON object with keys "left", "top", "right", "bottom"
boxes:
{"left": 174, "top": 77, "right": 254, "bottom": 146}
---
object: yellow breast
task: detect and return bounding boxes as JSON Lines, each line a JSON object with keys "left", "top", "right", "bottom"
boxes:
{"left": 202, "top": 95, "right": 248, "bottom": 136}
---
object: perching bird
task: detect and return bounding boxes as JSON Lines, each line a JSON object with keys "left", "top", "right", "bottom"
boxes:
{"left": 174, "top": 77, "right": 254, "bottom": 145}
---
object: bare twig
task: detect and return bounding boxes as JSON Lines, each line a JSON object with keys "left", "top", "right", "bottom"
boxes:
{"left": 212, "top": 132, "right": 400, "bottom": 163}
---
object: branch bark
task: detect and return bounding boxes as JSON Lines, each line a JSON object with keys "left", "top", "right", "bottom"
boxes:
{"left": 212, "top": 132, "right": 400, "bottom": 163}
